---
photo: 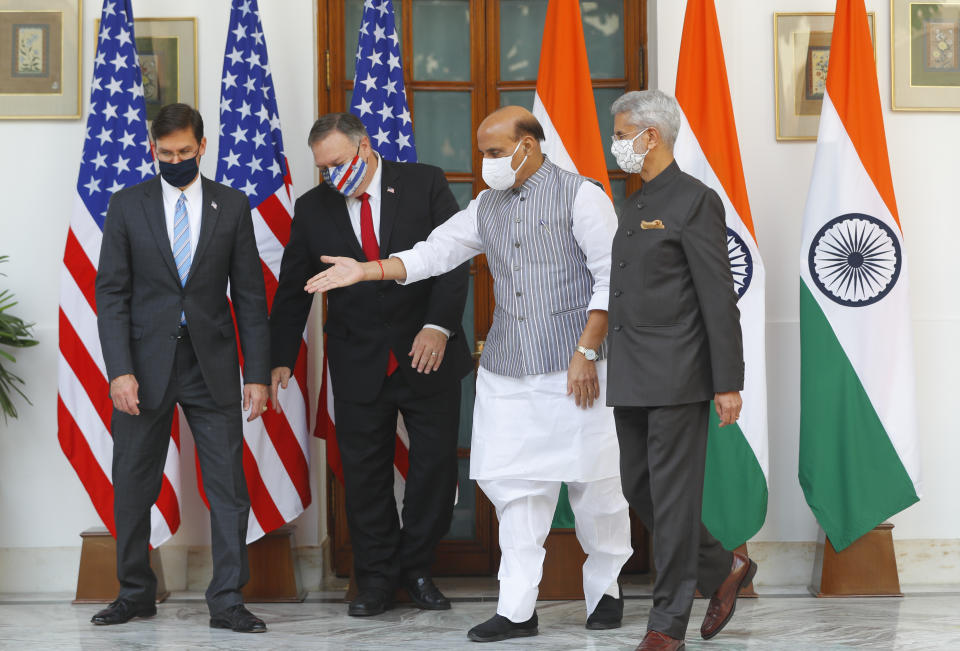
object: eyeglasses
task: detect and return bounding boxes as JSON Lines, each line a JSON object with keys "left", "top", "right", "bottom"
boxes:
{"left": 156, "top": 147, "right": 199, "bottom": 162}
{"left": 610, "top": 129, "right": 645, "bottom": 144}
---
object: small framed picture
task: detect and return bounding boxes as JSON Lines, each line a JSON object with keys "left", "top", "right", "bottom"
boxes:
{"left": 95, "top": 17, "right": 197, "bottom": 123}
{"left": 891, "top": 0, "right": 960, "bottom": 111}
{"left": 0, "top": 0, "right": 82, "bottom": 119}
{"left": 774, "top": 12, "right": 876, "bottom": 141}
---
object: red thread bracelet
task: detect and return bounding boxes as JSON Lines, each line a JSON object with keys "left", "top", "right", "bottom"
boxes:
{"left": 376, "top": 260, "right": 384, "bottom": 280}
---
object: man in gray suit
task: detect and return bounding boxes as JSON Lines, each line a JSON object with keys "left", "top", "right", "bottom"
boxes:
{"left": 94, "top": 103, "right": 269, "bottom": 633}
{"left": 606, "top": 90, "right": 757, "bottom": 651}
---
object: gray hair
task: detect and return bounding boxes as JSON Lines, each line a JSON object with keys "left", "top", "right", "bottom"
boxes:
{"left": 307, "top": 112, "right": 368, "bottom": 147}
{"left": 610, "top": 90, "right": 681, "bottom": 150}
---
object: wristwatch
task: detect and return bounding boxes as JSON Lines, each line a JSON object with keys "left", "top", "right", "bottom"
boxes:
{"left": 576, "top": 345, "right": 598, "bottom": 361}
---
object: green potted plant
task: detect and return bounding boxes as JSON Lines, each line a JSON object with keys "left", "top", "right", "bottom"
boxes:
{"left": 0, "top": 256, "right": 38, "bottom": 422}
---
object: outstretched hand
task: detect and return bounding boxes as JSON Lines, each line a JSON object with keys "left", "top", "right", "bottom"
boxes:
{"left": 305, "top": 256, "right": 366, "bottom": 294}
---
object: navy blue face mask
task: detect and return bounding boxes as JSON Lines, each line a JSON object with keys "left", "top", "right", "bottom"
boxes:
{"left": 158, "top": 155, "right": 200, "bottom": 188}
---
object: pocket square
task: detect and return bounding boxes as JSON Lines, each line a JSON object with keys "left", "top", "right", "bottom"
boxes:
{"left": 640, "top": 219, "right": 665, "bottom": 230}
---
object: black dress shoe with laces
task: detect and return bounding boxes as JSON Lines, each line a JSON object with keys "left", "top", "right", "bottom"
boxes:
{"left": 348, "top": 587, "right": 394, "bottom": 617}
{"left": 404, "top": 575, "right": 451, "bottom": 610}
{"left": 467, "top": 612, "right": 539, "bottom": 643}
{"left": 91, "top": 599, "right": 157, "bottom": 625}
{"left": 209, "top": 604, "right": 267, "bottom": 633}
{"left": 586, "top": 592, "right": 624, "bottom": 630}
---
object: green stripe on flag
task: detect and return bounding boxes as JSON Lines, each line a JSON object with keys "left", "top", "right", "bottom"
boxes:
{"left": 551, "top": 482, "right": 575, "bottom": 528}
{"left": 702, "top": 415, "right": 768, "bottom": 550}
{"left": 799, "top": 282, "right": 918, "bottom": 551}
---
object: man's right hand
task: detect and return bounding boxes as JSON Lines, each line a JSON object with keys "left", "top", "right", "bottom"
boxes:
{"left": 110, "top": 374, "right": 140, "bottom": 416}
{"left": 270, "top": 366, "right": 292, "bottom": 413}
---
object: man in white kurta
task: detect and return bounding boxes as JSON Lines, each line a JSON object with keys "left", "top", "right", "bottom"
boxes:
{"left": 308, "top": 107, "right": 632, "bottom": 643}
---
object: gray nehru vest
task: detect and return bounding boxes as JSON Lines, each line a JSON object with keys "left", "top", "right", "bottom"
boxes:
{"left": 477, "top": 158, "right": 606, "bottom": 378}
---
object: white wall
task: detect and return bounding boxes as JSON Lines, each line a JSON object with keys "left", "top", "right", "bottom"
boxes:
{"left": 0, "top": 0, "right": 323, "bottom": 581}
{"left": 652, "top": 0, "right": 960, "bottom": 543}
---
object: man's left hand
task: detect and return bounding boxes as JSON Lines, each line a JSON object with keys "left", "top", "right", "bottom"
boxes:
{"left": 244, "top": 383, "right": 269, "bottom": 422}
{"left": 409, "top": 328, "right": 448, "bottom": 374}
{"left": 567, "top": 353, "right": 600, "bottom": 409}
{"left": 715, "top": 391, "right": 743, "bottom": 427}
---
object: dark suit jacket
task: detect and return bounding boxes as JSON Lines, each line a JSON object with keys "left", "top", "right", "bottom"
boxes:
{"left": 95, "top": 176, "right": 270, "bottom": 409}
{"left": 270, "top": 159, "right": 472, "bottom": 403}
{"left": 607, "top": 161, "right": 744, "bottom": 407}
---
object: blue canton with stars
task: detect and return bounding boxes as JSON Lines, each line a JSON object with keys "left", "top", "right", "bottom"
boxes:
{"left": 215, "top": 0, "right": 287, "bottom": 207}
{"left": 351, "top": 0, "right": 416, "bottom": 162}
{"left": 77, "top": 0, "right": 154, "bottom": 229}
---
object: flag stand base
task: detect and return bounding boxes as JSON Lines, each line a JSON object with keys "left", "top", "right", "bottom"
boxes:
{"left": 72, "top": 527, "right": 169, "bottom": 604}
{"left": 243, "top": 525, "right": 307, "bottom": 602}
{"left": 694, "top": 543, "right": 758, "bottom": 599}
{"left": 540, "top": 528, "right": 588, "bottom": 599}
{"left": 810, "top": 523, "right": 902, "bottom": 597}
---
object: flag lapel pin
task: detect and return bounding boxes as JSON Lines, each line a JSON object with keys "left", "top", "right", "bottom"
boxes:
{"left": 387, "top": 186, "right": 395, "bottom": 194}
{"left": 211, "top": 200, "right": 218, "bottom": 210}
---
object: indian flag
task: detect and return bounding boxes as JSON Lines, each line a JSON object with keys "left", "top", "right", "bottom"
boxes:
{"left": 531, "top": 0, "right": 611, "bottom": 529}
{"left": 673, "top": 0, "right": 768, "bottom": 550}
{"left": 532, "top": 0, "right": 611, "bottom": 196}
{"left": 799, "top": 0, "right": 920, "bottom": 552}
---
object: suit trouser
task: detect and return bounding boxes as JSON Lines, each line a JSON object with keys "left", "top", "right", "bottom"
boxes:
{"left": 614, "top": 402, "right": 733, "bottom": 639}
{"left": 112, "top": 334, "right": 250, "bottom": 614}
{"left": 334, "top": 372, "right": 460, "bottom": 592}
{"left": 478, "top": 477, "right": 633, "bottom": 623}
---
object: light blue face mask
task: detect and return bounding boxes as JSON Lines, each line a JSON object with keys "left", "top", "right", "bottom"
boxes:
{"left": 322, "top": 145, "right": 367, "bottom": 196}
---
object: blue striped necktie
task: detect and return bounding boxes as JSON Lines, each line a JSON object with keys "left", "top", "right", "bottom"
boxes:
{"left": 172, "top": 193, "right": 192, "bottom": 324}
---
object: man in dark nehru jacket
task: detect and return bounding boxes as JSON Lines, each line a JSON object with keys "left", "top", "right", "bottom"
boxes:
{"left": 606, "top": 89, "right": 757, "bottom": 651}
{"left": 269, "top": 112, "right": 472, "bottom": 617}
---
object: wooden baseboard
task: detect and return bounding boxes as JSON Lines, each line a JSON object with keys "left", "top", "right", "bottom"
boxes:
{"left": 810, "top": 523, "right": 902, "bottom": 597}
{"left": 73, "top": 527, "right": 169, "bottom": 604}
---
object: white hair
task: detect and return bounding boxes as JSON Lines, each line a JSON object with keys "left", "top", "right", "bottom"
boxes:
{"left": 610, "top": 90, "right": 681, "bottom": 150}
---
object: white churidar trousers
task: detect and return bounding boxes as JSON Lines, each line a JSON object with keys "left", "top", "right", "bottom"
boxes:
{"left": 478, "top": 476, "right": 633, "bottom": 623}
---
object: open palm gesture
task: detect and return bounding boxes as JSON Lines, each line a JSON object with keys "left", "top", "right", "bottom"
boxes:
{"left": 305, "top": 255, "right": 366, "bottom": 294}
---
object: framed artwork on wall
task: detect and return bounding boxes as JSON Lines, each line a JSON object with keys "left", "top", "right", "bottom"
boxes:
{"left": 774, "top": 12, "right": 876, "bottom": 141}
{"left": 95, "top": 17, "right": 197, "bottom": 123}
{"left": 0, "top": 0, "right": 81, "bottom": 119}
{"left": 892, "top": 0, "right": 960, "bottom": 110}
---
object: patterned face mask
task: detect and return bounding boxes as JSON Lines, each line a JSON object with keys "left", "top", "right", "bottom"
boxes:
{"left": 610, "top": 128, "right": 650, "bottom": 174}
{"left": 322, "top": 145, "right": 367, "bottom": 196}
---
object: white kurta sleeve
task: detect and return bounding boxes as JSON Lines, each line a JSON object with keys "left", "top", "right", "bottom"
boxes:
{"left": 392, "top": 193, "right": 484, "bottom": 285}
{"left": 571, "top": 181, "right": 617, "bottom": 312}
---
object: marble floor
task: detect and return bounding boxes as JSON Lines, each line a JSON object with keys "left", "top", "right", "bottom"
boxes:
{"left": 1, "top": 583, "right": 959, "bottom": 650}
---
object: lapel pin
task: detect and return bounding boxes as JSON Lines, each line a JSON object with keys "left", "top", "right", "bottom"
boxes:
{"left": 211, "top": 200, "right": 218, "bottom": 210}
{"left": 387, "top": 186, "right": 395, "bottom": 194}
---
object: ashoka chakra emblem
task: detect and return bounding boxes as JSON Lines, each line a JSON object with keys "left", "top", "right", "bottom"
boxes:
{"left": 727, "top": 228, "right": 753, "bottom": 300}
{"left": 808, "top": 213, "right": 901, "bottom": 307}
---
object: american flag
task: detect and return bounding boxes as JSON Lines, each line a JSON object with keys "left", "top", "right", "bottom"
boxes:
{"left": 316, "top": 0, "right": 416, "bottom": 500}
{"left": 58, "top": 0, "right": 183, "bottom": 547}
{"left": 216, "top": 0, "right": 311, "bottom": 542}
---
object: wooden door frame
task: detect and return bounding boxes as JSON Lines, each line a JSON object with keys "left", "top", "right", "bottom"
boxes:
{"left": 317, "top": 0, "right": 650, "bottom": 579}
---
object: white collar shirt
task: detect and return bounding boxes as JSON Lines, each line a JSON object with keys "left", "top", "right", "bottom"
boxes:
{"left": 160, "top": 173, "right": 204, "bottom": 263}
{"left": 344, "top": 152, "right": 383, "bottom": 246}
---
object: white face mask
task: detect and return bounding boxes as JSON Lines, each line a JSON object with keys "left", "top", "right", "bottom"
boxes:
{"left": 611, "top": 128, "right": 650, "bottom": 174}
{"left": 481, "top": 140, "right": 527, "bottom": 191}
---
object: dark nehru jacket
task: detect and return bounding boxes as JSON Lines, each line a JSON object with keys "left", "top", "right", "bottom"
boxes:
{"left": 606, "top": 160, "right": 744, "bottom": 407}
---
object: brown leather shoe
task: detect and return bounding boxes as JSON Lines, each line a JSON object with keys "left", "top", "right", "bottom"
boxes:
{"left": 700, "top": 551, "right": 758, "bottom": 640}
{"left": 635, "top": 630, "right": 685, "bottom": 650}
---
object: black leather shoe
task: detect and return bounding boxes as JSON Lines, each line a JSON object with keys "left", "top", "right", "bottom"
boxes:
{"left": 209, "top": 604, "right": 266, "bottom": 633}
{"left": 404, "top": 575, "right": 451, "bottom": 610}
{"left": 348, "top": 588, "right": 394, "bottom": 617}
{"left": 586, "top": 592, "right": 624, "bottom": 630}
{"left": 91, "top": 598, "right": 157, "bottom": 625}
{"left": 467, "top": 612, "right": 538, "bottom": 643}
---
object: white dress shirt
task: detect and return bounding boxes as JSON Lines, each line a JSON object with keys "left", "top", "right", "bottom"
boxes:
{"left": 351, "top": 154, "right": 449, "bottom": 338}
{"left": 394, "top": 180, "right": 621, "bottom": 482}
{"left": 160, "top": 173, "right": 203, "bottom": 263}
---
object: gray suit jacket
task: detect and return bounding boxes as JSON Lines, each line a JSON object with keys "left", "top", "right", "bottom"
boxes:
{"left": 95, "top": 175, "right": 270, "bottom": 409}
{"left": 606, "top": 161, "right": 744, "bottom": 407}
